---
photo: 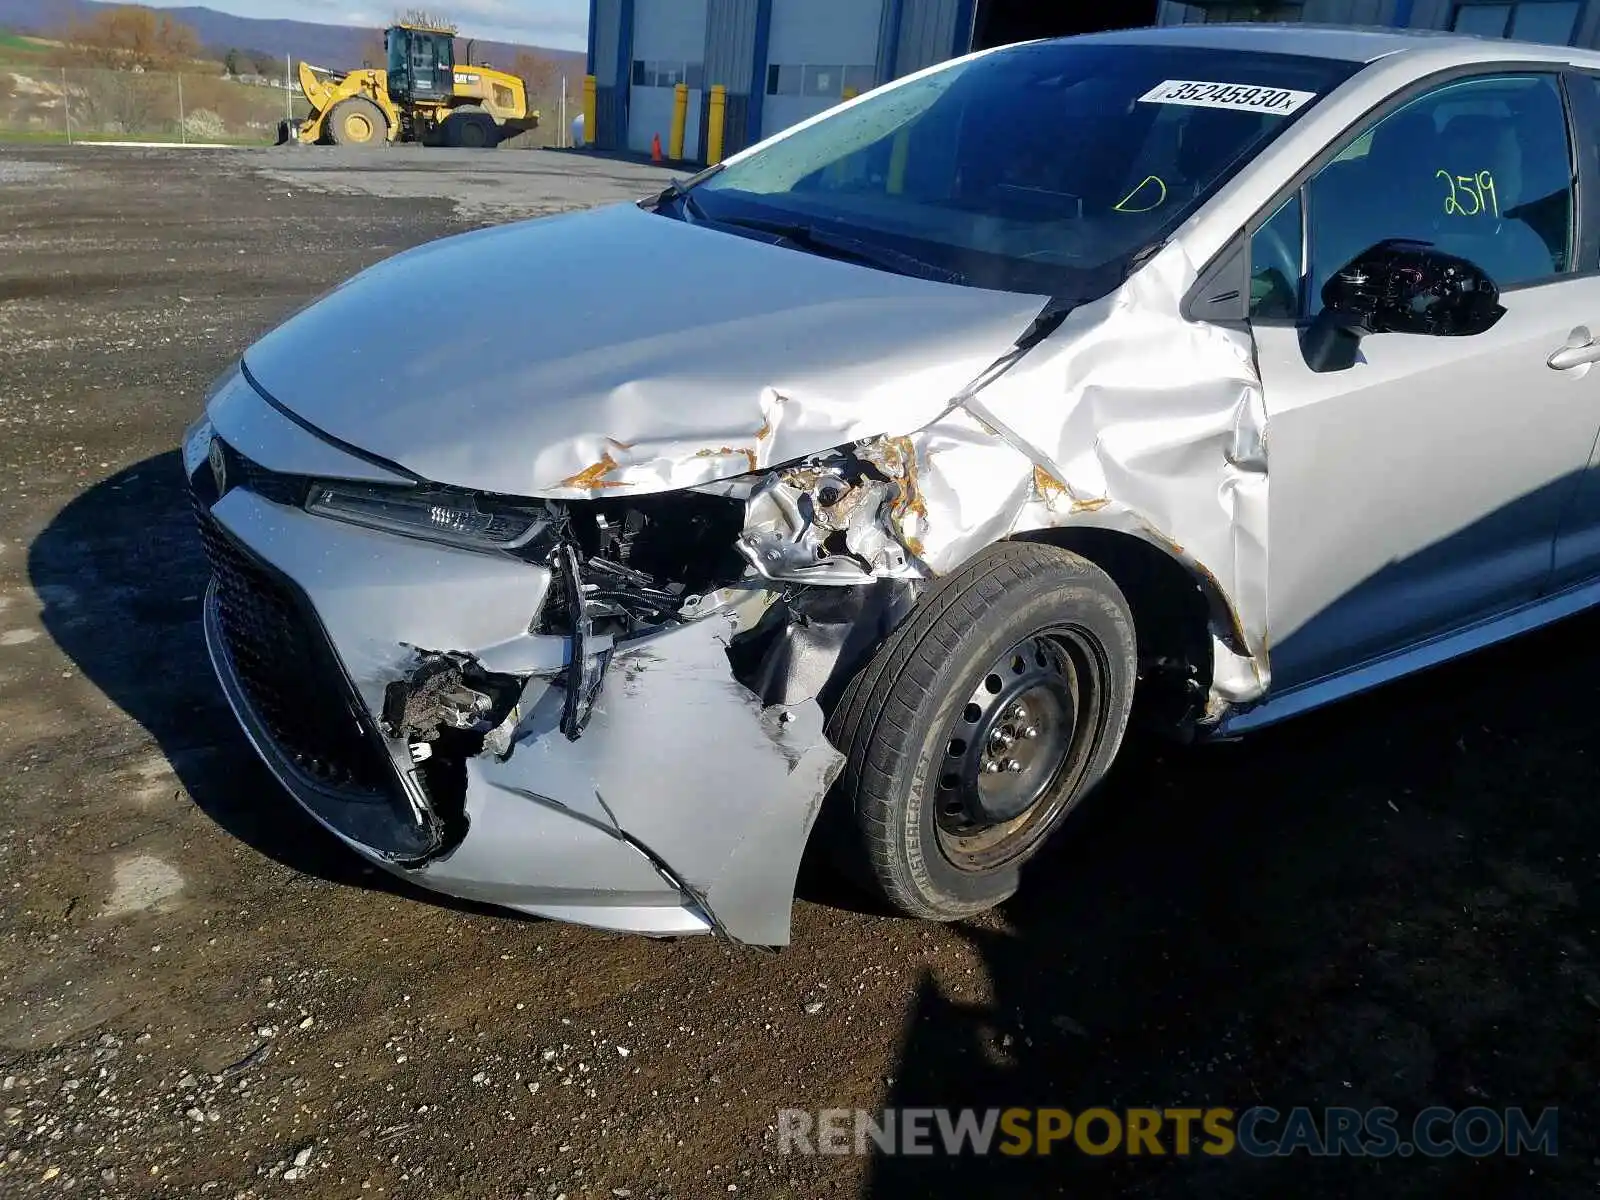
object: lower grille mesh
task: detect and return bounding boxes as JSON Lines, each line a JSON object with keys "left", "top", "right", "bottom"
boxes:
{"left": 195, "top": 502, "right": 397, "bottom": 798}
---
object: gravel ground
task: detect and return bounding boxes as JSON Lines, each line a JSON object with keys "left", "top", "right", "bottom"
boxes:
{"left": 0, "top": 143, "right": 1598, "bottom": 1200}
{"left": 238, "top": 143, "right": 682, "bottom": 222}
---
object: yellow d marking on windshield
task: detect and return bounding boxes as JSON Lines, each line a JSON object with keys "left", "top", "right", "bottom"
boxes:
{"left": 1113, "top": 175, "right": 1168, "bottom": 214}
{"left": 1438, "top": 169, "right": 1500, "bottom": 217}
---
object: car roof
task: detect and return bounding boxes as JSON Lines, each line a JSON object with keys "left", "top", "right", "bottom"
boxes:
{"left": 1074, "top": 21, "right": 1600, "bottom": 67}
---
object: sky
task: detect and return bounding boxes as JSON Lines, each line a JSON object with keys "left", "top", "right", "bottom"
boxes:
{"left": 142, "top": 0, "right": 589, "bottom": 50}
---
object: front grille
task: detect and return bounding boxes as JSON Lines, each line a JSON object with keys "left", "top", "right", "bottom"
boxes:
{"left": 194, "top": 491, "right": 398, "bottom": 799}
{"left": 225, "top": 446, "right": 307, "bottom": 506}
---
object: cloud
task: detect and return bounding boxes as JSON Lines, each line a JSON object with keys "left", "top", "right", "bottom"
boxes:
{"left": 449, "top": 0, "right": 590, "bottom": 41}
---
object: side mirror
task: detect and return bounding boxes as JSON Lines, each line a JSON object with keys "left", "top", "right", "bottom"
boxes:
{"left": 1301, "top": 239, "right": 1505, "bottom": 373}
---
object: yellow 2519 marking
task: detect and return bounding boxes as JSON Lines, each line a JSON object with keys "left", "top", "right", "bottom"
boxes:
{"left": 1438, "top": 169, "right": 1500, "bottom": 217}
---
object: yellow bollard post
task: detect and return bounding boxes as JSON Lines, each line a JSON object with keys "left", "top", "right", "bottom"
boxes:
{"left": 669, "top": 80, "right": 688, "bottom": 161}
{"left": 887, "top": 127, "right": 910, "bottom": 194}
{"left": 582, "top": 74, "right": 596, "bottom": 147}
{"left": 706, "top": 84, "right": 727, "bottom": 165}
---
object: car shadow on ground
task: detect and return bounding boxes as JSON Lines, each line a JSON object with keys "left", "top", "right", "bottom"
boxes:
{"left": 863, "top": 619, "right": 1600, "bottom": 1197}
{"left": 27, "top": 450, "right": 524, "bottom": 920}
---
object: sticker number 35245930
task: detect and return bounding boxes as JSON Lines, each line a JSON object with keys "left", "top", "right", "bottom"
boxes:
{"left": 1138, "top": 79, "right": 1317, "bottom": 114}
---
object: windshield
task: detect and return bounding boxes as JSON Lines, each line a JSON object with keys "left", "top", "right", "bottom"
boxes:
{"left": 688, "top": 42, "right": 1358, "bottom": 299}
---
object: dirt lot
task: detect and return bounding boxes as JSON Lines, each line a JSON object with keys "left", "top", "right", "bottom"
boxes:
{"left": 0, "top": 143, "right": 1597, "bottom": 1200}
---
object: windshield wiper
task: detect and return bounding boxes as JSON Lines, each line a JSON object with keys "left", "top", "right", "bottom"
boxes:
{"left": 712, "top": 215, "right": 969, "bottom": 287}
{"left": 647, "top": 165, "right": 724, "bottom": 221}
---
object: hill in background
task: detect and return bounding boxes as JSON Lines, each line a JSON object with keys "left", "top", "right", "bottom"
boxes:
{"left": 0, "top": 0, "right": 585, "bottom": 75}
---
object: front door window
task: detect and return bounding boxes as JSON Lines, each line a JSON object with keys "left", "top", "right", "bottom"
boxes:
{"left": 1250, "top": 73, "right": 1576, "bottom": 315}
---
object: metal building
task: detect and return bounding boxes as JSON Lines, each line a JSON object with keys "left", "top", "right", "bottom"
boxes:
{"left": 586, "top": 0, "right": 1597, "bottom": 163}
{"left": 1158, "top": 0, "right": 1592, "bottom": 44}
{"left": 584, "top": 0, "right": 1165, "bottom": 160}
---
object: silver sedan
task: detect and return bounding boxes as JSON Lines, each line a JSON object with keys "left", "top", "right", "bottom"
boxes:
{"left": 186, "top": 23, "right": 1600, "bottom": 944}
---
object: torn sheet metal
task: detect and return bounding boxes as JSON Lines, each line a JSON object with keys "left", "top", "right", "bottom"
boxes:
{"left": 738, "top": 455, "right": 925, "bottom": 586}
{"left": 721, "top": 242, "right": 1272, "bottom": 701}
{"left": 913, "top": 241, "right": 1272, "bottom": 685}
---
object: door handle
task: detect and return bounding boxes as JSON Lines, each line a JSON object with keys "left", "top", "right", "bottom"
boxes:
{"left": 1549, "top": 327, "right": 1600, "bottom": 371}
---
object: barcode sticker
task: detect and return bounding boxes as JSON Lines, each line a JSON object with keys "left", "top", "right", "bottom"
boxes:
{"left": 1138, "top": 79, "right": 1316, "bottom": 114}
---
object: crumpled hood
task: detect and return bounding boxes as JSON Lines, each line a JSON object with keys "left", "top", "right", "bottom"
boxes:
{"left": 243, "top": 202, "right": 1048, "bottom": 498}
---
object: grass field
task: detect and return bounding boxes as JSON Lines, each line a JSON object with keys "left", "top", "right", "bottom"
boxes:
{"left": 0, "top": 30, "right": 52, "bottom": 62}
{"left": 0, "top": 56, "right": 302, "bottom": 143}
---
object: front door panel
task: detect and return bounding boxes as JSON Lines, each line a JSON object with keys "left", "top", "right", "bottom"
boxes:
{"left": 1259, "top": 283, "right": 1600, "bottom": 688}
{"left": 1249, "top": 70, "right": 1597, "bottom": 689}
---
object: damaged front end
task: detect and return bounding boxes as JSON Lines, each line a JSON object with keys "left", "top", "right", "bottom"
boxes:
{"left": 192, "top": 399, "right": 933, "bottom": 946}
{"left": 379, "top": 436, "right": 933, "bottom": 755}
{"left": 366, "top": 442, "right": 940, "bottom": 941}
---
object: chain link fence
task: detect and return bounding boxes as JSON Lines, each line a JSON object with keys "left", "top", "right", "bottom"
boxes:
{"left": 2, "top": 62, "right": 585, "bottom": 147}
{"left": 0, "top": 65, "right": 310, "bottom": 144}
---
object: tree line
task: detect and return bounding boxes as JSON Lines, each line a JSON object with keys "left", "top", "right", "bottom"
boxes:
{"left": 47, "top": 3, "right": 573, "bottom": 104}
{"left": 49, "top": 5, "right": 278, "bottom": 76}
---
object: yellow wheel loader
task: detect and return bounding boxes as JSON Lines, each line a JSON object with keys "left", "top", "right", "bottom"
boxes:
{"left": 275, "top": 23, "right": 540, "bottom": 149}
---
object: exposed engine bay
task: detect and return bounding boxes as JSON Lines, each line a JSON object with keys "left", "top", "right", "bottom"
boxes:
{"left": 385, "top": 438, "right": 935, "bottom": 777}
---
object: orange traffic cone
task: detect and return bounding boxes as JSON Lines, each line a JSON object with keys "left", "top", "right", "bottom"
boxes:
{"left": 651, "top": 132, "right": 663, "bottom": 162}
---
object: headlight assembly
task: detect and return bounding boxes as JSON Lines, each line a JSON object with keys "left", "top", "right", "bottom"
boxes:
{"left": 306, "top": 482, "right": 550, "bottom": 552}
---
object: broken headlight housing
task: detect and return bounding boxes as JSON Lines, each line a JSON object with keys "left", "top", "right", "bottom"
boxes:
{"left": 305, "top": 482, "right": 550, "bottom": 552}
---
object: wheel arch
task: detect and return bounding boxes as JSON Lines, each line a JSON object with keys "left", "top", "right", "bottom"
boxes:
{"left": 1007, "top": 525, "right": 1233, "bottom": 727}
{"left": 372, "top": 90, "right": 402, "bottom": 140}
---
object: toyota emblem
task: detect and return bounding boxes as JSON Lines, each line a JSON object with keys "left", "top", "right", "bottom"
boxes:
{"left": 208, "top": 437, "right": 227, "bottom": 495}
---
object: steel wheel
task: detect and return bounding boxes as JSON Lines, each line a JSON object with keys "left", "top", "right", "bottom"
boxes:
{"left": 328, "top": 98, "right": 385, "bottom": 147}
{"left": 825, "top": 541, "right": 1137, "bottom": 922}
{"left": 933, "top": 629, "right": 1107, "bottom": 873}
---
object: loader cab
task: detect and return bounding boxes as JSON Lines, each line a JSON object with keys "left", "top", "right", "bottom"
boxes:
{"left": 386, "top": 24, "right": 455, "bottom": 103}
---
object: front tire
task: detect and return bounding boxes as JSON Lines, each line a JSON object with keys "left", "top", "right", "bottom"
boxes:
{"left": 826, "top": 542, "right": 1136, "bottom": 921}
{"left": 327, "top": 97, "right": 385, "bottom": 146}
